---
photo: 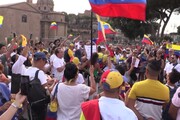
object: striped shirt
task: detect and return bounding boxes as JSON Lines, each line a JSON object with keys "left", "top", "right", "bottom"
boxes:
{"left": 128, "top": 79, "right": 169, "bottom": 120}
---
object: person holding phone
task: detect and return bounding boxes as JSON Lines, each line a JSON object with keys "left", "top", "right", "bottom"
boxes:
{"left": 0, "top": 92, "right": 26, "bottom": 120}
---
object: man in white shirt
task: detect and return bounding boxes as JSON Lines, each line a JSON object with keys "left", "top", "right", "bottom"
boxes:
{"left": 50, "top": 50, "right": 57, "bottom": 76}
{"left": 53, "top": 48, "right": 65, "bottom": 82}
{"left": 80, "top": 70, "right": 137, "bottom": 120}
{"left": 24, "top": 52, "right": 49, "bottom": 120}
{"left": 164, "top": 54, "right": 180, "bottom": 75}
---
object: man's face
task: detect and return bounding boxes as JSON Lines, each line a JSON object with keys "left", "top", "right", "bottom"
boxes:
{"left": 0, "top": 46, "right": 7, "bottom": 54}
{"left": 171, "top": 55, "right": 177, "bottom": 63}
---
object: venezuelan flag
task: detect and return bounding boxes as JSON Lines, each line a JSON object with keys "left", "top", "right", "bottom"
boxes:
{"left": 166, "top": 44, "right": 180, "bottom": 56}
{"left": 100, "top": 21, "right": 116, "bottom": 34}
{"left": 97, "top": 15, "right": 106, "bottom": 44}
{"left": 0, "top": 16, "right": 4, "bottom": 28}
{"left": 50, "top": 22, "right": 58, "bottom": 30}
{"left": 142, "top": 34, "right": 154, "bottom": 45}
{"left": 89, "top": 0, "right": 146, "bottom": 21}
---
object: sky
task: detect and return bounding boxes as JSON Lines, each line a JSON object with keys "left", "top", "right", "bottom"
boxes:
{"left": 0, "top": 0, "right": 179, "bottom": 34}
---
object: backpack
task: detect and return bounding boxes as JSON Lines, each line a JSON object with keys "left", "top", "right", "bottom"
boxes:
{"left": 27, "top": 70, "right": 50, "bottom": 112}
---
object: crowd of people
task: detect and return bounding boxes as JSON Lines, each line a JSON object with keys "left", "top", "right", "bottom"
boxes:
{"left": 0, "top": 35, "right": 179, "bottom": 120}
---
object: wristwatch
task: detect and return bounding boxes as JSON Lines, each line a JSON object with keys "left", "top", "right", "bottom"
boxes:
{"left": 11, "top": 102, "right": 22, "bottom": 109}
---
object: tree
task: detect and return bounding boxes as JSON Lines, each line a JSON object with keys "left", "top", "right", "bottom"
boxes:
{"left": 147, "top": 0, "right": 180, "bottom": 37}
{"left": 109, "top": 18, "right": 158, "bottom": 41}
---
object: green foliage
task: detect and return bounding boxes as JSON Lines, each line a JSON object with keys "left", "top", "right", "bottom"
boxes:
{"left": 163, "top": 36, "right": 173, "bottom": 42}
{"left": 110, "top": 18, "right": 158, "bottom": 40}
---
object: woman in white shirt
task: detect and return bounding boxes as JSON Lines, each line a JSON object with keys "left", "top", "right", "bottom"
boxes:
{"left": 52, "top": 63, "right": 96, "bottom": 120}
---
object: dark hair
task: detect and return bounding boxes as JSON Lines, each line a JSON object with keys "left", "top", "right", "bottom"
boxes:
{"left": 145, "top": 49, "right": 149, "bottom": 54}
{"left": 55, "top": 47, "right": 60, "bottom": 55}
{"left": 169, "top": 69, "right": 180, "bottom": 84}
{"left": 0, "top": 43, "right": 5, "bottom": 49}
{"left": 97, "top": 46, "right": 102, "bottom": 52}
{"left": 64, "top": 63, "right": 78, "bottom": 81}
{"left": 17, "top": 46, "right": 23, "bottom": 55}
{"left": 11, "top": 54, "right": 17, "bottom": 65}
{"left": 91, "top": 53, "right": 98, "bottom": 65}
{"left": 54, "top": 39, "right": 60, "bottom": 45}
{"left": 148, "top": 60, "right": 161, "bottom": 71}
{"left": 146, "top": 59, "right": 161, "bottom": 76}
{"left": 115, "top": 64, "right": 127, "bottom": 75}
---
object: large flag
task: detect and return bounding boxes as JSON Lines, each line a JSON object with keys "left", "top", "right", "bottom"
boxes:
{"left": 166, "top": 44, "right": 180, "bottom": 56}
{"left": 21, "top": 34, "right": 27, "bottom": 47}
{"left": 89, "top": 0, "right": 146, "bottom": 21}
{"left": 101, "top": 21, "right": 116, "bottom": 34}
{"left": 0, "top": 16, "right": 4, "bottom": 28}
{"left": 142, "top": 34, "right": 154, "bottom": 45}
{"left": 50, "top": 22, "right": 58, "bottom": 30}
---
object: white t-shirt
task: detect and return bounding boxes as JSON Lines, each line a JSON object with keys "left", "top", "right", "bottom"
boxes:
{"left": 24, "top": 67, "right": 47, "bottom": 85}
{"left": 164, "top": 62, "right": 180, "bottom": 74}
{"left": 53, "top": 57, "right": 65, "bottom": 82}
{"left": 115, "top": 54, "right": 121, "bottom": 64}
{"left": 75, "top": 42, "right": 81, "bottom": 50}
{"left": 76, "top": 73, "right": 85, "bottom": 84}
{"left": 52, "top": 83, "right": 90, "bottom": 120}
{"left": 99, "top": 96, "right": 138, "bottom": 120}
{"left": 50, "top": 54, "right": 57, "bottom": 75}
{"left": 12, "top": 55, "right": 27, "bottom": 75}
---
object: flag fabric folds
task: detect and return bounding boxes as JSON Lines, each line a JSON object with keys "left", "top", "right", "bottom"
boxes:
{"left": 93, "top": 38, "right": 104, "bottom": 45}
{"left": 96, "top": 14, "right": 106, "bottom": 44}
{"left": 21, "top": 34, "right": 27, "bottom": 47}
{"left": 50, "top": 22, "right": 58, "bottom": 30}
{"left": 89, "top": 0, "right": 146, "bottom": 21}
{"left": 142, "top": 34, "right": 154, "bottom": 45}
{"left": 0, "top": 16, "right": 4, "bottom": 28}
{"left": 98, "top": 21, "right": 116, "bottom": 34}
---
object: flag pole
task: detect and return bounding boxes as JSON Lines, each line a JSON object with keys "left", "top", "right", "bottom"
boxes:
{"left": 90, "top": 10, "right": 93, "bottom": 61}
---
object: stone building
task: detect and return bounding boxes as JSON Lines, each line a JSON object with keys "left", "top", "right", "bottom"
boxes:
{"left": 0, "top": 0, "right": 67, "bottom": 44}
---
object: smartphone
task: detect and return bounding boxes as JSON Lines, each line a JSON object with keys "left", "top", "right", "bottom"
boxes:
{"left": 11, "top": 74, "right": 21, "bottom": 94}
{"left": 30, "top": 34, "right": 32, "bottom": 39}
{"left": 13, "top": 33, "right": 16, "bottom": 38}
{"left": 20, "top": 76, "right": 30, "bottom": 95}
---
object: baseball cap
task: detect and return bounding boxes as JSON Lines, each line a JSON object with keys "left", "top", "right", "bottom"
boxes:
{"left": 34, "top": 52, "right": 47, "bottom": 61}
{"left": 69, "top": 43, "right": 74, "bottom": 47}
{"left": 101, "top": 70, "right": 123, "bottom": 90}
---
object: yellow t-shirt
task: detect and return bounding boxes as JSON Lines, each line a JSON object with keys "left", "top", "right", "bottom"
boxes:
{"left": 128, "top": 79, "right": 170, "bottom": 120}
